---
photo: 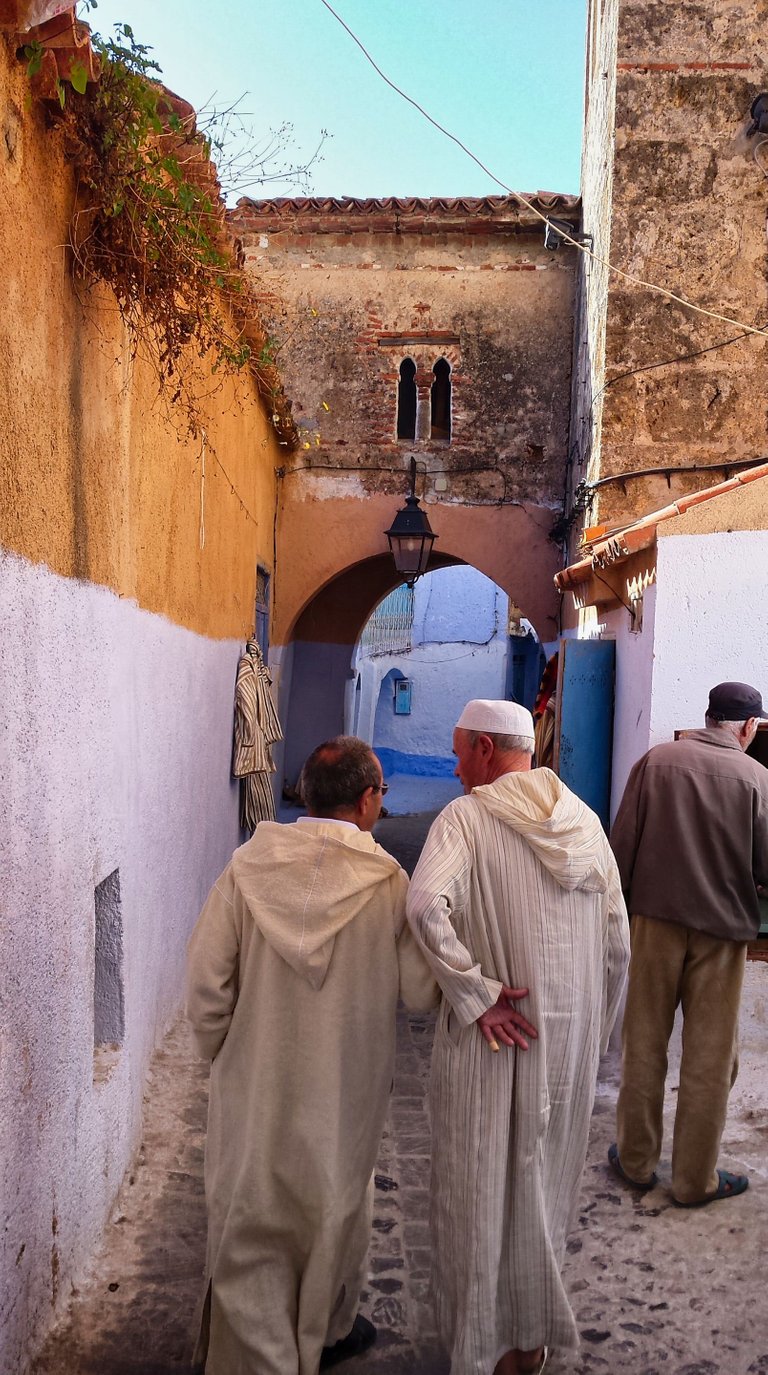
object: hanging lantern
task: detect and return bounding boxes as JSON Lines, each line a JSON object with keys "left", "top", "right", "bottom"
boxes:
{"left": 384, "top": 459, "right": 437, "bottom": 588}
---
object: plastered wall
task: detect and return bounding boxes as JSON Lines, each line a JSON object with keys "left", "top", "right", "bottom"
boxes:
{"left": 651, "top": 529, "right": 768, "bottom": 744}
{"left": 0, "top": 36, "right": 282, "bottom": 1372}
{"left": 352, "top": 567, "right": 510, "bottom": 771}
{"left": 230, "top": 196, "right": 578, "bottom": 649}
{"left": 0, "top": 38, "right": 281, "bottom": 641}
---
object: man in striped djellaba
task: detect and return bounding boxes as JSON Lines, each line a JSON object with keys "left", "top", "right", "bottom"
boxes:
{"left": 407, "top": 700, "right": 630, "bottom": 1375}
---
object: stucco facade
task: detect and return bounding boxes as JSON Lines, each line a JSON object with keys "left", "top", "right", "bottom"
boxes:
{"left": 229, "top": 195, "right": 578, "bottom": 783}
{"left": 571, "top": 0, "right": 768, "bottom": 540}
{"left": 558, "top": 470, "right": 768, "bottom": 817}
{"left": 0, "top": 36, "right": 286, "bottom": 1374}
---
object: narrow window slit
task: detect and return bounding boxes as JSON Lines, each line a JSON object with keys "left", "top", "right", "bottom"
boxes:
{"left": 431, "top": 358, "right": 451, "bottom": 442}
{"left": 397, "top": 358, "right": 417, "bottom": 440}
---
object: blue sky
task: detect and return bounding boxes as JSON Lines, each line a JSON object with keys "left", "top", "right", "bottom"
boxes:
{"left": 88, "top": 0, "right": 587, "bottom": 201}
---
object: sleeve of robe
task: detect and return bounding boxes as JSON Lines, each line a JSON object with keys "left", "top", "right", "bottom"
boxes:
{"left": 390, "top": 867, "right": 440, "bottom": 1012}
{"left": 599, "top": 839, "right": 631, "bottom": 1055}
{"left": 185, "top": 866, "right": 243, "bottom": 1060}
{"left": 406, "top": 810, "right": 503, "bottom": 1027}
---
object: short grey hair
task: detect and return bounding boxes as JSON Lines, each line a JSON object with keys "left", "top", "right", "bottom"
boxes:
{"left": 466, "top": 729, "right": 535, "bottom": 756}
{"left": 705, "top": 715, "right": 750, "bottom": 738}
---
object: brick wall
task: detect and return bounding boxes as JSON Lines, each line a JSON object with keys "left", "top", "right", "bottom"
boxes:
{"left": 229, "top": 198, "right": 578, "bottom": 514}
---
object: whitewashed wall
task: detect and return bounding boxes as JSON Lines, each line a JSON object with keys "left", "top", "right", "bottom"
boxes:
{"left": 599, "top": 586, "right": 657, "bottom": 818}
{"left": 588, "top": 528, "right": 768, "bottom": 820}
{"left": 0, "top": 550, "right": 242, "bottom": 1375}
{"left": 650, "top": 530, "right": 768, "bottom": 741}
{"left": 351, "top": 568, "right": 509, "bottom": 771}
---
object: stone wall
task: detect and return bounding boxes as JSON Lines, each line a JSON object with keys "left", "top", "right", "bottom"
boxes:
{"left": 569, "top": 0, "right": 620, "bottom": 524}
{"left": 574, "top": 0, "right": 768, "bottom": 534}
{"left": 229, "top": 195, "right": 579, "bottom": 646}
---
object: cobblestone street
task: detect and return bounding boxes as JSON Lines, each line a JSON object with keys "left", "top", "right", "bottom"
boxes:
{"left": 30, "top": 813, "right": 768, "bottom": 1375}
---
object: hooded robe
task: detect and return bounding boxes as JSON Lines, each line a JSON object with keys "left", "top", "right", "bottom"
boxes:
{"left": 186, "top": 818, "right": 437, "bottom": 1375}
{"left": 406, "top": 769, "right": 629, "bottom": 1372}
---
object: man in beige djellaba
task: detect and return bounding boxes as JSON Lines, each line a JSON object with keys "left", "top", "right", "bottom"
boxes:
{"left": 407, "top": 700, "right": 630, "bottom": 1375}
{"left": 186, "top": 736, "right": 437, "bottom": 1375}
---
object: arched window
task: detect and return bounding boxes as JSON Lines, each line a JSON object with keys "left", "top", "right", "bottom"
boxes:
{"left": 431, "top": 358, "right": 451, "bottom": 442}
{"left": 397, "top": 358, "right": 417, "bottom": 440}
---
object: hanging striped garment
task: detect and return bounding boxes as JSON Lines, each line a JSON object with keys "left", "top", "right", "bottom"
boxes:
{"left": 232, "top": 639, "right": 283, "bottom": 830}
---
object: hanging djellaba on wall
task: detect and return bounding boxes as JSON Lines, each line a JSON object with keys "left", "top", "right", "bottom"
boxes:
{"left": 232, "top": 639, "right": 283, "bottom": 830}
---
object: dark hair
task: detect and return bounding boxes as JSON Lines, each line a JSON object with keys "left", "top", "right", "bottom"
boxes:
{"left": 300, "top": 736, "right": 380, "bottom": 814}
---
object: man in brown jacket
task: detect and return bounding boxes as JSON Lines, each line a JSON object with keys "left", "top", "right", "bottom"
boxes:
{"left": 609, "top": 681, "right": 768, "bottom": 1207}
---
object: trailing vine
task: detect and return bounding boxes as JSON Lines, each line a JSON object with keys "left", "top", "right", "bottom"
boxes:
{"left": 23, "top": 19, "right": 296, "bottom": 439}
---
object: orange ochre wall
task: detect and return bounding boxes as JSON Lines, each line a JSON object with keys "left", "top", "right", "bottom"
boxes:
{"left": 272, "top": 488, "right": 562, "bottom": 648}
{"left": 0, "top": 37, "right": 280, "bottom": 641}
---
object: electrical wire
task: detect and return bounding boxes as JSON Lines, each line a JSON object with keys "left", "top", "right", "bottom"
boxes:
{"left": 318, "top": 0, "right": 768, "bottom": 342}
{"left": 596, "top": 318, "right": 768, "bottom": 403}
{"left": 209, "top": 449, "right": 261, "bottom": 527}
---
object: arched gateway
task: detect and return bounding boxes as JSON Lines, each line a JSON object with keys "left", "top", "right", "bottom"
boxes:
{"left": 230, "top": 194, "right": 579, "bottom": 789}
{"left": 271, "top": 496, "right": 561, "bottom": 786}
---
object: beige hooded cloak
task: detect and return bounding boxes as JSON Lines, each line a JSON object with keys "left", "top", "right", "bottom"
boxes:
{"left": 186, "top": 818, "right": 437, "bottom": 1375}
{"left": 406, "top": 769, "right": 630, "bottom": 1372}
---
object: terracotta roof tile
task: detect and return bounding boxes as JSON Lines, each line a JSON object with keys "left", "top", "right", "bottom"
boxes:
{"left": 236, "top": 193, "right": 578, "bottom": 214}
{"left": 232, "top": 193, "right": 580, "bottom": 232}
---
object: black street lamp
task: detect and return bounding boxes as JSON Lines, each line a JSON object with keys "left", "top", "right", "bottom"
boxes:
{"left": 384, "top": 458, "right": 437, "bottom": 588}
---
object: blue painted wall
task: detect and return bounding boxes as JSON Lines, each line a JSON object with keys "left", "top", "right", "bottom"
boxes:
{"left": 354, "top": 567, "right": 515, "bottom": 773}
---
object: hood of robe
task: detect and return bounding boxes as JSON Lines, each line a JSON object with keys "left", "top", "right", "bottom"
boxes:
{"left": 231, "top": 820, "right": 402, "bottom": 989}
{"left": 471, "top": 768, "right": 608, "bottom": 893}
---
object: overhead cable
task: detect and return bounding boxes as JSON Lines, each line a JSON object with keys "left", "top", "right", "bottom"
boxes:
{"left": 318, "top": 0, "right": 768, "bottom": 342}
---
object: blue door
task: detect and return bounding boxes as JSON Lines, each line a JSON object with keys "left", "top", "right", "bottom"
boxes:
{"left": 555, "top": 639, "right": 615, "bottom": 830}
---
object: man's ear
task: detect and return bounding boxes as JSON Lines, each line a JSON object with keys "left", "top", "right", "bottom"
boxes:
{"left": 477, "top": 733, "right": 494, "bottom": 759}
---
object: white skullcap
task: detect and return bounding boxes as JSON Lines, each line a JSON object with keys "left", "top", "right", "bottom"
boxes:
{"left": 456, "top": 699, "right": 535, "bottom": 740}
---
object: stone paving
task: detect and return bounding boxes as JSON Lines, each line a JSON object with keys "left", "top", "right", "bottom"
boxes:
{"left": 30, "top": 812, "right": 768, "bottom": 1375}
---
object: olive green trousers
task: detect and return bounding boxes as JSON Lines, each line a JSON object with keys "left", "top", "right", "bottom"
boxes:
{"left": 616, "top": 914, "right": 746, "bottom": 1204}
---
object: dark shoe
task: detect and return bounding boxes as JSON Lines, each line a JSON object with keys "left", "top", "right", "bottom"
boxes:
{"left": 672, "top": 1168, "right": 749, "bottom": 1208}
{"left": 320, "top": 1314, "right": 377, "bottom": 1368}
{"left": 608, "top": 1142, "right": 658, "bottom": 1192}
{"left": 518, "top": 1348, "right": 549, "bottom": 1374}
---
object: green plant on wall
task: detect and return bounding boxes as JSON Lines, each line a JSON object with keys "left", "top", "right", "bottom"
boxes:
{"left": 23, "top": 19, "right": 285, "bottom": 433}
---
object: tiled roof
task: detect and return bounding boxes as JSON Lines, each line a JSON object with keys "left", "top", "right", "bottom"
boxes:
{"left": 236, "top": 193, "right": 579, "bottom": 218}
{"left": 555, "top": 460, "right": 768, "bottom": 594}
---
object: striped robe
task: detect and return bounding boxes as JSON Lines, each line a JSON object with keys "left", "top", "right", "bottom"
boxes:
{"left": 407, "top": 768, "right": 629, "bottom": 1372}
{"left": 232, "top": 639, "right": 283, "bottom": 830}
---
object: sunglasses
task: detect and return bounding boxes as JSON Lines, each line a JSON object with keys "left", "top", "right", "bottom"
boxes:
{"left": 374, "top": 782, "right": 389, "bottom": 795}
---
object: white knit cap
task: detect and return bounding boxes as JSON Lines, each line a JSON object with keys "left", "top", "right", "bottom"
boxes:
{"left": 455, "top": 699, "right": 535, "bottom": 740}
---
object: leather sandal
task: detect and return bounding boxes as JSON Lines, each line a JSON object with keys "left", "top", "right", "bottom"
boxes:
{"left": 608, "top": 1142, "right": 658, "bottom": 1192}
{"left": 672, "top": 1169, "right": 749, "bottom": 1208}
{"left": 320, "top": 1314, "right": 377, "bottom": 1368}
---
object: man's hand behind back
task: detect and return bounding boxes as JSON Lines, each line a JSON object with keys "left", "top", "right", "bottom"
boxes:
{"left": 477, "top": 986, "right": 538, "bottom": 1052}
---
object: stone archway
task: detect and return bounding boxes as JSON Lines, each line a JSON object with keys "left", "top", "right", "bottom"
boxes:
{"left": 271, "top": 509, "right": 558, "bottom": 789}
